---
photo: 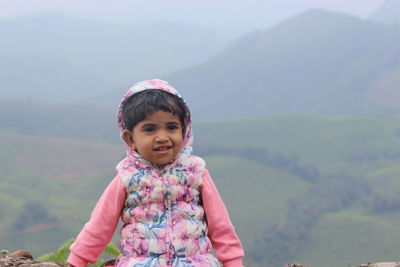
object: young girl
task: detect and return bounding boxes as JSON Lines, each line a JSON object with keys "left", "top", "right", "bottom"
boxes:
{"left": 68, "top": 79, "right": 244, "bottom": 267}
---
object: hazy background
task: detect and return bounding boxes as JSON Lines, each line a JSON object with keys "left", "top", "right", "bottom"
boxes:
{"left": 0, "top": 0, "right": 387, "bottom": 33}
{"left": 2, "top": 0, "right": 400, "bottom": 266}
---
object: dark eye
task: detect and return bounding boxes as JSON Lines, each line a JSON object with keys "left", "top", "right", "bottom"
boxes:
{"left": 143, "top": 127, "right": 155, "bottom": 132}
{"left": 167, "top": 125, "right": 179, "bottom": 131}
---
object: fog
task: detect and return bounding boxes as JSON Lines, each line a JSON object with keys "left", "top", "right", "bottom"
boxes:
{"left": 1, "top": 0, "right": 385, "bottom": 38}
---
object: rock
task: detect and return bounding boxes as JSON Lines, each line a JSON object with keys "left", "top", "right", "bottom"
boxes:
{"left": 9, "top": 250, "right": 33, "bottom": 260}
{"left": 19, "top": 263, "right": 62, "bottom": 267}
{"left": 0, "top": 251, "right": 66, "bottom": 267}
{"left": 357, "top": 263, "right": 400, "bottom": 267}
{"left": 283, "top": 264, "right": 307, "bottom": 267}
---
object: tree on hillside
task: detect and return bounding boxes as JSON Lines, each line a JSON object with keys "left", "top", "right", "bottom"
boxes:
{"left": 13, "top": 200, "right": 57, "bottom": 231}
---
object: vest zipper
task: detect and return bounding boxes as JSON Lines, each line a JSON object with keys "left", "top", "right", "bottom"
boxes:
{"left": 161, "top": 169, "right": 173, "bottom": 266}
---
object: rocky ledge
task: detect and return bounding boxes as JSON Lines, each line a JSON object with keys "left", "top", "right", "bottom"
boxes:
{"left": 0, "top": 251, "right": 65, "bottom": 267}
{"left": 1, "top": 250, "right": 399, "bottom": 267}
{"left": 0, "top": 251, "right": 311, "bottom": 267}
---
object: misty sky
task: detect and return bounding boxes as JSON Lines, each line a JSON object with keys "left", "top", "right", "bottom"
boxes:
{"left": 0, "top": 0, "right": 386, "bottom": 37}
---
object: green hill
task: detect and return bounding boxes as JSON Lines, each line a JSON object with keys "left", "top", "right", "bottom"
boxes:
{"left": 0, "top": 131, "right": 124, "bottom": 254}
{"left": 296, "top": 210, "right": 400, "bottom": 267}
{"left": 163, "top": 9, "right": 400, "bottom": 121}
{"left": 2, "top": 114, "right": 400, "bottom": 266}
{"left": 0, "top": 99, "right": 119, "bottom": 143}
{"left": 0, "top": 130, "right": 309, "bottom": 260}
{"left": 195, "top": 114, "right": 400, "bottom": 169}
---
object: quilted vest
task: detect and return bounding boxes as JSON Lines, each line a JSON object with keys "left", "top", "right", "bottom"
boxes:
{"left": 116, "top": 152, "right": 221, "bottom": 267}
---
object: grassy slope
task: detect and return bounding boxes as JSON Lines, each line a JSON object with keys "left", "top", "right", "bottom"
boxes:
{"left": 296, "top": 210, "right": 400, "bottom": 266}
{"left": 204, "top": 156, "right": 309, "bottom": 252}
{"left": 195, "top": 114, "right": 400, "bottom": 266}
{"left": 196, "top": 114, "right": 400, "bottom": 169}
{"left": 0, "top": 131, "right": 124, "bottom": 255}
{"left": 2, "top": 114, "right": 400, "bottom": 265}
{"left": 366, "top": 163, "right": 400, "bottom": 194}
{"left": 0, "top": 129, "right": 309, "bottom": 257}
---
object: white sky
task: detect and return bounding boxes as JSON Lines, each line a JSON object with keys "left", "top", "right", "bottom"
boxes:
{"left": 0, "top": 0, "right": 386, "bottom": 35}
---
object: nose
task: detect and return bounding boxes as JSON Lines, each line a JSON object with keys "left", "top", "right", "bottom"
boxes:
{"left": 155, "top": 131, "right": 169, "bottom": 143}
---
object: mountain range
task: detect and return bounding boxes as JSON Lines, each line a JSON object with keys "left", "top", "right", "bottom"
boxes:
{"left": 1, "top": 3, "right": 400, "bottom": 121}
{"left": 163, "top": 8, "right": 400, "bottom": 121}
{"left": 0, "top": 14, "right": 225, "bottom": 104}
{"left": 370, "top": 0, "right": 400, "bottom": 24}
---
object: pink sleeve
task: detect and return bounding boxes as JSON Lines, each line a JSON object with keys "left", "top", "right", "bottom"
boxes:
{"left": 68, "top": 176, "right": 126, "bottom": 267}
{"left": 201, "top": 169, "right": 244, "bottom": 267}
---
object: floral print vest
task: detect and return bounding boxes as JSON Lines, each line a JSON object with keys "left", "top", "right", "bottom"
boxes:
{"left": 115, "top": 151, "right": 221, "bottom": 267}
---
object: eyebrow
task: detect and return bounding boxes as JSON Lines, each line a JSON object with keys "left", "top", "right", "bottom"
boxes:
{"left": 166, "top": 121, "right": 180, "bottom": 126}
{"left": 140, "top": 123, "right": 157, "bottom": 129}
{"left": 140, "top": 121, "right": 180, "bottom": 129}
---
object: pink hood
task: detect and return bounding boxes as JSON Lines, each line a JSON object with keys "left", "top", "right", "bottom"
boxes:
{"left": 117, "top": 79, "right": 193, "bottom": 155}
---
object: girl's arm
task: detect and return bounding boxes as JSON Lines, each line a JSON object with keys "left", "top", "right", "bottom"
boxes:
{"left": 68, "top": 176, "right": 126, "bottom": 267}
{"left": 201, "top": 169, "right": 244, "bottom": 267}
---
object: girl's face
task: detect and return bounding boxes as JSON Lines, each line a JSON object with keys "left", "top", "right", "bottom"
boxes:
{"left": 122, "top": 110, "right": 183, "bottom": 165}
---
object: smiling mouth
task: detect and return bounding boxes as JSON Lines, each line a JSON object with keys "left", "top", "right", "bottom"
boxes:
{"left": 154, "top": 146, "right": 172, "bottom": 152}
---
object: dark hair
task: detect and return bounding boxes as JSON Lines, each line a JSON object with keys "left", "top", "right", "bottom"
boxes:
{"left": 122, "top": 89, "right": 187, "bottom": 131}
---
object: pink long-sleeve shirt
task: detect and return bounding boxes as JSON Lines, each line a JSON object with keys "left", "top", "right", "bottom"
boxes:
{"left": 68, "top": 169, "right": 244, "bottom": 267}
